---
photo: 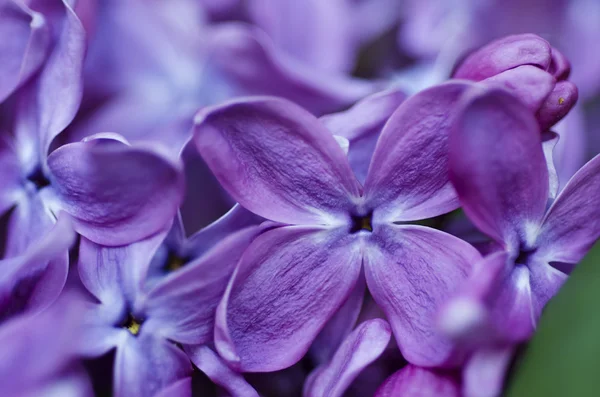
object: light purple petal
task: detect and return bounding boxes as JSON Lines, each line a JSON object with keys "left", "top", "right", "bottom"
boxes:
{"left": 375, "top": 366, "right": 460, "bottom": 397}
{"left": 320, "top": 88, "right": 406, "bottom": 184}
{"left": 0, "top": 0, "right": 49, "bottom": 102}
{"left": 113, "top": 335, "right": 191, "bottom": 397}
{"left": 304, "top": 319, "right": 391, "bottom": 397}
{"left": 536, "top": 154, "right": 600, "bottom": 264}
{"left": 463, "top": 345, "right": 515, "bottom": 397}
{"left": 310, "top": 274, "right": 366, "bottom": 365}
{"left": 193, "top": 97, "right": 360, "bottom": 225}
{"left": 0, "top": 134, "right": 23, "bottom": 215}
{"left": 205, "top": 23, "right": 376, "bottom": 115}
{"left": 453, "top": 34, "right": 552, "bottom": 81}
{"left": 364, "top": 81, "right": 473, "bottom": 223}
{"left": 541, "top": 131, "right": 560, "bottom": 199}
{"left": 47, "top": 136, "right": 185, "bottom": 246}
{"left": 185, "top": 345, "right": 259, "bottom": 397}
{"left": 553, "top": 104, "right": 587, "bottom": 190}
{"left": 364, "top": 224, "right": 479, "bottom": 367}
{"left": 215, "top": 226, "right": 362, "bottom": 372}
{"left": 449, "top": 88, "right": 548, "bottom": 249}
{"left": 143, "top": 226, "right": 260, "bottom": 345}
{"left": 154, "top": 378, "right": 191, "bottom": 397}
{"left": 4, "top": 191, "right": 53, "bottom": 258}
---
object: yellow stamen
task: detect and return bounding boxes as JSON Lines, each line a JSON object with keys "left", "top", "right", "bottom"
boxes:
{"left": 165, "top": 252, "right": 186, "bottom": 272}
{"left": 361, "top": 217, "right": 373, "bottom": 232}
{"left": 558, "top": 97, "right": 565, "bottom": 105}
{"left": 123, "top": 315, "right": 142, "bottom": 335}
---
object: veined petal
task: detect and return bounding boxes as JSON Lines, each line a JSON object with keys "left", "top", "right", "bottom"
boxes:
{"left": 215, "top": 226, "right": 362, "bottom": 372}
{"left": 449, "top": 88, "right": 548, "bottom": 249}
{"left": 304, "top": 319, "right": 391, "bottom": 397}
{"left": 143, "top": 226, "right": 260, "bottom": 345}
{"left": 320, "top": 88, "right": 406, "bottom": 184}
{"left": 193, "top": 97, "right": 360, "bottom": 226}
{"left": 364, "top": 224, "right": 479, "bottom": 367}
{"left": 47, "top": 136, "right": 184, "bottom": 246}
{"left": 364, "top": 82, "right": 474, "bottom": 223}
{"left": 374, "top": 366, "right": 460, "bottom": 397}
{"left": 536, "top": 154, "right": 600, "bottom": 264}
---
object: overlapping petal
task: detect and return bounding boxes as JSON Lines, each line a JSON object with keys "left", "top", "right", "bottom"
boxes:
{"left": 375, "top": 365, "right": 460, "bottom": 397}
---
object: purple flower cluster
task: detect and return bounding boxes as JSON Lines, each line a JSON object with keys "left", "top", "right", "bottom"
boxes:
{"left": 0, "top": 1, "right": 598, "bottom": 396}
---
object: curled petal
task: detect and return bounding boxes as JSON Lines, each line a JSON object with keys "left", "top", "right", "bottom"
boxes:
{"left": 193, "top": 97, "right": 360, "bottom": 225}
{"left": 47, "top": 136, "right": 185, "bottom": 246}
{"left": 375, "top": 365, "right": 460, "bottom": 397}
{"left": 449, "top": 88, "right": 548, "bottom": 249}
{"left": 304, "top": 319, "right": 391, "bottom": 397}
{"left": 215, "top": 226, "right": 362, "bottom": 372}
{"left": 537, "top": 81, "right": 578, "bottom": 131}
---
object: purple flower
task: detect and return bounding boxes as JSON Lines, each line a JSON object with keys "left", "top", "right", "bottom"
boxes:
{"left": 375, "top": 365, "right": 460, "bottom": 397}
{"left": 193, "top": 83, "right": 483, "bottom": 371}
{"left": 76, "top": 213, "right": 260, "bottom": 397}
{"left": 440, "top": 88, "right": 600, "bottom": 342}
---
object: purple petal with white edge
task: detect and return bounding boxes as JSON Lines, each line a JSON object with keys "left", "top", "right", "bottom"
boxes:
{"left": 449, "top": 88, "right": 548, "bottom": 249}
{"left": 0, "top": 213, "right": 74, "bottom": 321}
{"left": 536, "top": 154, "right": 600, "bottom": 264}
{"left": 304, "top": 319, "right": 391, "bottom": 397}
{"left": 320, "top": 88, "right": 406, "bottom": 184}
{"left": 453, "top": 34, "right": 552, "bottom": 81}
{"left": 537, "top": 80, "right": 578, "bottom": 131}
{"left": 193, "top": 97, "right": 360, "bottom": 226}
{"left": 205, "top": 23, "right": 376, "bottom": 115}
{"left": 364, "top": 224, "right": 479, "bottom": 367}
{"left": 47, "top": 136, "right": 184, "bottom": 246}
{"left": 463, "top": 345, "right": 515, "bottom": 397}
{"left": 310, "top": 274, "right": 366, "bottom": 365}
{"left": 482, "top": 65, "right": 555, "bottom": 112}
{"left": 0, "top": 0, "right": 49, "bottom": 103}
{"left": 143, "top": 226, "right": 261, "bottom": 345}
{"left": 364, "top": 82, "right": 474, "bottom": 223}
{"left": 154, "top": 378, "right": 192, "bottom": 397}
{"left": 0, "top": 134, "right": 23, "bottom": 215}
{"left": 542, "top": 131, "right": 559, "bottom": 200}
{"left": 215, "top": 226, "right": 363, "bottom": 372}
{"left": 374, "top": 366, "right": 460, "bottom": 397}
{"left": 113, "top": 335, "right": 191, "bottom": 397}
{"left": 185, "top": 345, "right": 259, "bottom": 397}
{"left": 77, "top": 231, "right": 166, "bottom": 307}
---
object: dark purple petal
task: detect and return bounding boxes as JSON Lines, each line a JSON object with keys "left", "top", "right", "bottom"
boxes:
{"left": 0, "top": 0, "right": 49, "bottom": 102}
{"left": 215, "top": 226, "right": 362, "bottom": 372}
{"left": 463, "top": 345, "right": 515, "bottom": 397}
{"left": 449, "top": 88, "right": 548, "bottom": 249}
{"left": 47, "top": 136, "right": 184, "bottom": 246}
{"left": 193, "top": 97, "right": 360, "bottom": 225}
{"left": 143, "top": 226, "right": 260, "bottom": 345}
{"left": 364, "top": 81, "right": 473, "bottom": 223}
{"left": 549, "top": 47, "right": 571, "bottom": 80}
{"left": 364, "top": 224, "right": 479, "bottom": 367}
{"left": 454, "top": 34, "right": 552, "bottom": 81}
{"left": 537, "top": 80, "right": 578, "bottom": 131}
{"left": 206, "top": 23, "right": 376, "bottom": 115}
{"left": 374, "top": 366, "right": 460, "bottom": 397}
{"left": 185, "top": 345, "right": 259, "bottom": 397}
{"left": 304, "top": 319, "right": 391, "bottom": 397}
{"left": 320, "top": 89, "right": 406, "bottom": 184}
{"left": 113, "top": 335, "right": 191, "bottom": 397}
{"left": 536, "top": 154, "right": 600, "bottom": 264}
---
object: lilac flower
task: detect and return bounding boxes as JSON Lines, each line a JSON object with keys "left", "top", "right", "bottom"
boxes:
{"left": 440, "top": 88, "right": 600, "bottom": 343}
{"left": 76, "top": 214, "right": 260, "bottom": 397}
{"left": 375, "top": 365, "right": 460, "bottom": 397}
{"left": 0, "top": 0, "right": 184, "bottom": 252}
{"left": 193, "top": 83, "right": 483, "bottom": 371}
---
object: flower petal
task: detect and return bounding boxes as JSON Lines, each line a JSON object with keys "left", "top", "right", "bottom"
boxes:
{"left": 542, "top": 131, "right": 560, "bottom": 200}
{"left": 449, "top": 88, "right": 548, "bottom": 249}
{"left": 364, "top": 224, "right": 479, "bottom": 367}
{"left": 47, "top": 137, "right": 184, "bottom": 246}
{"left": 143, "top": 226, "right": 260, "bottom": 345}
{"left": 453, "top": 34, "right": 552, "bottom": 81}
{"left": 304, "top": 319, "right": 391, "bottom": 397}
{"left": 0, "top": 135, "right": 23, "bottom": 215}
{"left": 0, "top": 0, "right": 48, "bottom": 102}
{"left": 215, "top": 226, "right": 362, "bottom": 372}
{"left": 320, "top": 89, "right": 406, "bottom": 184}
{"left": 537, "top": 80, "right": 578, "bottom": 131}
{"left": 374, "top": 366, "right": 460, "bottom": 397}
{"left": 536, "top": 154, "right": 600, "bottom": 264}
{"left": 113, "top": 335, "right": 191, "bottom": 397}
{"left": 154, "top": 378, "right": 192, "bottom": 397}
{"left": 193, "top": 97, "right": 360, "bottom": 225}
{"left": 364, "top": 82, "right": 473, "bottom": 223}
{"left": 463, "top": 345, "right": 515, "bottom": 397}
{"left": 185, "top": 345, "right": 259, "bottom": 397}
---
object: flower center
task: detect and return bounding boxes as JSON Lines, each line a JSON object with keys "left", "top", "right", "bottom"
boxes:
{"left": 164, "top": 251, "right": 188, "bottom": 272}
{"left": 26, "top": 166, "right": 50, "bottom": 190}
{"left": 121, "top": 313, "right": 143, "bottom": 336}
{"left": 350, "top": 212, "right": 373, "bottom": 233}
{"left": 515, "top": 247, "right": 537, "bottom": 266}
